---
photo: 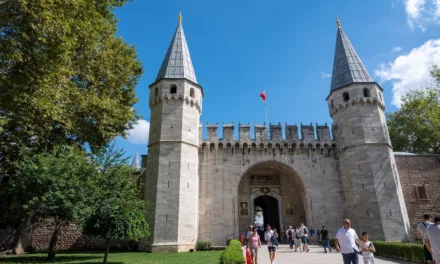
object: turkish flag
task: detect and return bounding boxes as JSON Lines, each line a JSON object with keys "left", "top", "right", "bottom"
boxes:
{"left": 260, "top": 90, "right": 266, "bottom": 101}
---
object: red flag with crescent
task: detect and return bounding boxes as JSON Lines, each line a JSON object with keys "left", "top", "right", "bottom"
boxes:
{"left": 260, "top": 90, "right": 266, "bottom": 101}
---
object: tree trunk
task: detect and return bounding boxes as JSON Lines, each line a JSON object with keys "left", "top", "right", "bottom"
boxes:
{"left": 13, "top": 228, "right": 25, "bottom": 255}
{"left": 47, "top": 222, "right": 62, "bottom": 261}
{"left": 103, "top": 238, "right": 111, "bottom": 264}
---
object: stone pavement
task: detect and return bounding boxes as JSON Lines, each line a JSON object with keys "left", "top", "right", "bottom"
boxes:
{"left": 245, "top": 244, "right": 414, "bottom": 264}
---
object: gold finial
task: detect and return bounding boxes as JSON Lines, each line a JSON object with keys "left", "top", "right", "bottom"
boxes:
{"left": 336, "top": 16, "right": 341, "bottom": 28}
{"left": 178, "top": 11, "right": 182, "bottom": 23}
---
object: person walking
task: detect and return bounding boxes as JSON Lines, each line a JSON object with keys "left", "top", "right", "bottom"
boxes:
{"left": 359, "top": 232, "right": 375, "bottom": 264}
{"left": 293, "top": 226, "right": 302, "bottom": 252}
{"left": 425, "top": 216, "right": 440, "bottom": 264}
{"left": 321, "top": 225, "right": 332, "bottom": 253}
{"left": 247, "top": 227, "right": 261, "bottom": 264}
{"left": 299, "top": 222, "right": 310, "bottom": 252}
{"left": 310, "top": 227, "right": 316, "bottom": 244}
{"left": 417, "top": 214, "right": 434, "bottom": 264}
{"left": 335, "top": 219, "right": 368, "bottom": 264}
{"left": 264, "top": 224, "right": 278, "bottom": 264}
{"left": 287, "top": 226, "right": 294, "bottom": 249}
{"left": 245, "top": 225, "right": 253, "bottom": 247}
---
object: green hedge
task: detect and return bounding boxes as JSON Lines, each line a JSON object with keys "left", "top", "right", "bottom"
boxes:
{"left": 220, "top": 239, "right": 245, "bottom": 264}
{"left": 372, "top": 241, "right": 424, "bottom": 262}
{"left": 196, "top": 240, "right": 212, "bottom": 251}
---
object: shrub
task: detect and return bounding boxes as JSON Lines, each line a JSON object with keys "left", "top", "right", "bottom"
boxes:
{"left": 220, "top": 239, "right": 245, "bottom": 264}
{"left": 196, "top": 240, "right": 212, "bottom": 251}
{"left": 372, "top": 241, "right": 424, "bottom": 262}
{"left": 228, "top": 240, "right": 242, "bottom": 251}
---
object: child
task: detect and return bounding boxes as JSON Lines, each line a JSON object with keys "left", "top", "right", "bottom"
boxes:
{"left": 360, "top": 232, "right": 375, "bottom": 264}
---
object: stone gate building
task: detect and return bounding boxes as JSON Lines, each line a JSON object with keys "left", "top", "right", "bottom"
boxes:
{"left": 137, "top": 16, "right": 436, "bottom": 253}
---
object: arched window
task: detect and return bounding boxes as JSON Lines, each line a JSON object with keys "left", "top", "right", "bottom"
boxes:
{"left": 343, "top": 92, "right": 350, "bottom": 102}
{"left": 331, "top": 99, "right": 335, "bottom": 109}
{"left": 363, "top": 88, "right": 370, "bottom": 97}
{"left": 154, "top": 87, "right": 158, "bottom": 97}
{"left": 190, "top": 88, "right": 195, "bottom": 98}
{"left": 170, "top": 84, "right": 177, "bottom": 94}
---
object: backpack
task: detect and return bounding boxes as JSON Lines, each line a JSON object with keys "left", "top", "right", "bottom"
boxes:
{"left": 271, "top": 233, "right": 279, "bottom": 246}
{"left": 303, "top": 227, "right": 308, "bottom": 235}
{"left": 288, "top": 229, "right": 292, "bottom": 238}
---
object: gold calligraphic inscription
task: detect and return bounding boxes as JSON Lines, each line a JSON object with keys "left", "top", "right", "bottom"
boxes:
{"left": 250, "top": 175, "right": 280, "bottom": 185}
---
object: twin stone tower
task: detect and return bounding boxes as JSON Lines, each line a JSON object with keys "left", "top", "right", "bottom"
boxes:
{"left": 139, "top": 16, "right": 411, "bottom": 252}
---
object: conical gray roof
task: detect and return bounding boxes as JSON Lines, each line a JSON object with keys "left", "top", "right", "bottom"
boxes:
{"left": 131, "top": 149, "right": 140, "bottom": 170}
{"left": 156, "top": 21, "right": 198, "bottom": 84}
{"left": 330, "top": 28, "right": 373, "bottom": 92}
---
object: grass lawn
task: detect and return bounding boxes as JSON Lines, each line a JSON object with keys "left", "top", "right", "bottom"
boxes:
{"left": 0, "top": 251, "right": 223, "bottom": 264}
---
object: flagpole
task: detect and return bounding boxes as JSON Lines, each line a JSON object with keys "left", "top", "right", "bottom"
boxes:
{"left": 264, "top": 100, "right": 268, "bottom": 128}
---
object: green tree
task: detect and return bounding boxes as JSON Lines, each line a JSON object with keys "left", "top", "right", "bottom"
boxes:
{"left": 83, "top": 144, "right": 149, "bottom": 264}
{"left": 0, "top": 148, "right": 97, "bottom": 259}
{"left": 0, "top": 0, "right": 142, "bottom": 175}
{"left": 387, "top": 67, "right": 440, "bottom": 154}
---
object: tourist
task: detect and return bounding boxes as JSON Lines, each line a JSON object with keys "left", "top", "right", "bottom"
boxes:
{"left": 293, "top": 226, "right": 302, "bottom": 252}
{"left": 425, "top": 216, "right": 440, "bottom": 264}
{"left": 335, "top": 219, "right": 368, "bottom": 264}
{"left": 360, "top": 232, "right": 375, "bottom": 264}
{"left": 264, "top": 224, "right": 278, "bottom": 264}
{"left": 245, "top": 225, "right": 253, "bottom": 247}
{"left": 299, "top": 222, "right": 310, "bottom": 252}
{"left": 317, "top": 228, "right": 321, "bottom": 243}
{"left": 247, "top": 227, "right": 261, "bottom": 264}
{"left": 321, "top": 225, "right": 332, "bottom": 253}
{"left": 287, "top": 226, "right": 294, "bottom": 249}
{"left": 310, "top": 226, "right": 316, "bottom": 244}
{"left": 417, "top": 214, "right": 434, "bottom": 264}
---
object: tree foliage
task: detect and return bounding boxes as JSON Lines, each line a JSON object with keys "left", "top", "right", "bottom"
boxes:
{"left": 0, "top": 148, "right": 97, "bottom": 258}
{"left": 387, "top": 67, "right": 440, "bottom": 154}
{"left": 84, "top": 144, "right": 149, "bottom": 264}
{"left": 0, "top": 0, "right": 142, "bottom": 175}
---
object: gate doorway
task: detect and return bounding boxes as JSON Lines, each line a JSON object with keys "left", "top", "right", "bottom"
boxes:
{"left": 254, "top": 195, "right": 280, "bottom": 235}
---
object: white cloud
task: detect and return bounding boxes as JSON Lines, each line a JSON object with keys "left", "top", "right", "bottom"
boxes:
{"left": 392, "top": 46, "right": 403, "bottom": 53}
{"left": 375, "top": 39, "right": 440, "bottom": 107}
{"left": 404, "top": 0, "right": 440, "bottom": 31}
{"left": 126, "top": 119, "right": 150, "bottom": 145}
{"left": 320, "top": 72, "right": 331, "bottom": 78}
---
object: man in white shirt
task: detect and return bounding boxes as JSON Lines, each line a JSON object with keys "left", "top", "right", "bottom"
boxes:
{"left": 299, "top": 222, "right": 310, "bottom": 252}
{"left": 245, "top": 225, "right": 253, "bottom": 247}
{"left": 417, "top": 214, "right": 434, "bottom": 264}
{"left": 264, "top": 224, "right": 278, "bottom": 264}
{"left": 335, "top": 219, "right": 368, "bottom": 264}
{"left": 425, "top": 216, "right": 440, "bottom": 263}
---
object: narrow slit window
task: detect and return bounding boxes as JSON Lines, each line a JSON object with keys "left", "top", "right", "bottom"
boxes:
{"left": 416, "top": 186, "right": 429, "bottom": 200}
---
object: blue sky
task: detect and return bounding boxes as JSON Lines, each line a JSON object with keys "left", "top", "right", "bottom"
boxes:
{"left": 113, "top": 0, "right": 440, "bottom": 161}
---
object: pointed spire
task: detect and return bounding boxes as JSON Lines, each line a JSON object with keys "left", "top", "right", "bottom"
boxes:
{"left": 330, "top": 21, "right": 373, "bottom": 92}
{"left": 131, "top": 149, "right": 140, "bottom": 170}
{"left": 156, "top": 12, "right": 198, "bottom": 84}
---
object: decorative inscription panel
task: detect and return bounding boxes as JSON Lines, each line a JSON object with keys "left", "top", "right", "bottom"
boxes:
{"left": 240, "top": 201, "right": 249, "bottom": 216}
{"left": 250, "top": 175, "right": 280, "bottom": 185}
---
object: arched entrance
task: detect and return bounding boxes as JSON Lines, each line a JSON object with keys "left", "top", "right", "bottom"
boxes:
{"left": 237, "top": 161, "right": 309, "bottom": 238}
{"left": 254, "top": 195, "right": 280, "bottom": 232}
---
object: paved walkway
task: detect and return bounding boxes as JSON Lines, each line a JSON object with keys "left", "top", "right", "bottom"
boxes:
{"left": 246, "top": 244, "right": 414, "bottom": 264}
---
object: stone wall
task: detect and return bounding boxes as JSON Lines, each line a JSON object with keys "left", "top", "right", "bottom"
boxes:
{"left": 1, "top": 223, "right": 138, "bottom": 252}
{"left": 395, "top": 154, "right": 440, "bottom": 240}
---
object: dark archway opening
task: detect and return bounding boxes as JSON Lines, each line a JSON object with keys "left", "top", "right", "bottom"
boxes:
{"left": 254, "top": 195, "right": 280, "bottom": 239}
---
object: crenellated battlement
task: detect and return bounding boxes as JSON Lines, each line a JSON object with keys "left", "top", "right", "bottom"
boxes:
{"left": 200, "top": 122, "right": 334, "bottom": 144}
